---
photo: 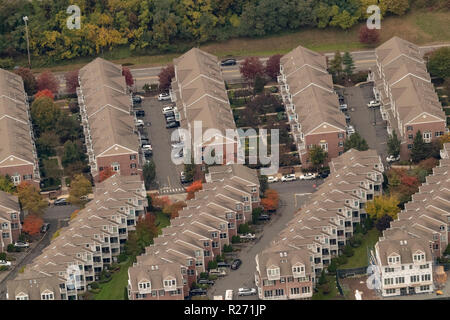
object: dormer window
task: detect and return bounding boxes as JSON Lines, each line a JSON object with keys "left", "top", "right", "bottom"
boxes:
{"left": 388, "top": 254, "right": 400, "bottom": 264}
{"left": 15, "top": 293, "right": 29, "bottom": 300}
{"left": 267, "top": 267, "right": 280, "bottom": 278}
{"left": 138, "top": 281, "right": 150, "bottom": 290}
{"left": 41, "top": 291, "right": 54, "bottom": 300}
{"left": 164, "top": 279, "right": 176, "bottom": 287}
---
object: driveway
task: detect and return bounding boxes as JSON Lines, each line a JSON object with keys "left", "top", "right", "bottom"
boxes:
{"left": 338, "top": 83, "right": 389, "bottom": 163}
{"left": 137, "top": 97, "right": 185, "bottom": 195}
{"left": 206, "top": 178, "right": 324, "bottom": 300}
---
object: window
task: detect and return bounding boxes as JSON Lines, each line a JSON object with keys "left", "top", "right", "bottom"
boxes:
{"left": 395, "top": 277, "right": 405, "bottom": 284}
{"left": 112, "top": 163, "right": 120, "bottom": 172}
{"left": 2, "top": 233, "right": 10, "bottom": 239}
{"left": 301, "top": 286, "right": 310, "bottom": 294}
{"left": 164, "top": 279, "right": 176, "bottom": 287}
{"left": 11, "top": 174, "right": 20, "bottom": 184}
{"left": 407, "top": 126, "right": 413, "bottom": 131}
{"left": 338, "top": 141, "right": 344, "bottom": 147}
{"left": 384, "top": 278, "right": 393, "bottom": 285}
{"left": 338, "top": 133, "right": 344, "bottom": 139}
{"left": 423, "top": 132, "right": 432, "bottom": 143}
{"left": 23, "top": 174, "right": 32, "bottom": 180}
{"left": 385, "top": 289, "right": 396, "bottom": 295}
{"left": 421, "top": 274, "right": 431, "bottom": 281}
{"left": 291, "top": 287, "right": 300, "bottom": 295}
{"left": 410, "top": 275, "right": 419, "bottom": 283}
{"left": 41, "top": 292, "right": 54, "bottom": 300}
{"left": 139, "top": 282, "right": 150, "bottom": 289}
{"left": 211, "top": 232, "right": 218, "bottom": 238}
{"left": 408, "top": 134, "right": 413, "bottom": 140}
{"left": 220, "top": 233, "right": 227, "bottom": 239}
{"left": 275, "top": 289, "right": 284, "bottom": 296}
{"left": 320, "top": 142, "right": 328, "bottom": 151}
{"left": 1, "top": 223, "right": 8, "bottom": 229}
{"left": 407, "top": 144, "right": 413, "bottom": 149}
{"left": 130, "top": 163, "right": 137, "bottom": 169}
{"left": 420, "top": 285, "right": 430, "bottom": 291}
{"left": 130, "top": 154, "right": 137, "bottom": 160}
{"left": 264, "top": 290, "right": 273, "bottom": 298}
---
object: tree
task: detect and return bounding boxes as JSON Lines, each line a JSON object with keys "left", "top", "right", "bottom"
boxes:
{"left": 387, "top": 131, "right": 401, "bottom": 157}
{"left": 240, "top": 57, "right": 265, "bottom": 82}
{"left": 134, "top": 213, "right": 159, "bottom": 253}
{"left": 427, "top": 47, "right": 450, "bottom": 79}
{"left": 344, "top": 132, "right": 369, "bottom": 151}
{"left": 35, "top": 89, "right": 54, "bottom": 100}
{"left": 375, "top": 214, "right": 393, "bottom": 232}
{"left": 309, "top": 145, "right": 328, "bottom": 170}
{"left": 62, "top": 141, "right": 85, "bottom": 167}
{"left": 36, "top": 71, "right": 59, "bottom": 96}
{"left": 68, "top": 174, "right": 92, "bottom": 207}
{"left": 365, "top": 195, "right": 400, "bottom": 220}
{"left": 411, "top": 130, "right": 430, "bottom": 163}
{"left": 261, "top": 189, "right": 279, "bottom": 212}
{"left": 122, "top": 67, "right": 134, "bottom": 87}
{"left": 55, "top": 113, "right": 81, "bottom": 144}
{"left": 162, "top": 201, "right": 187, "bottom": 219}
{"left": 143, "top": 160, "right": 156, "bottom": 190}
{"left": 318, "top": 269, "right": 327, "bottom": 285}
{"left": 30, "top": 97, "right": 61, "bottom": 134}
{"left": 186, "top": 180, "right": 203, "bottom": 200}
{"left": 0, "top": 175, "right": 15, "bottom": 194}
{"left": 328, "top": 51, "right": 343, "bottom": 78}
{"left": 184, "top": 163, "right": 196, "bottom": 183}
{"left": 253, "top": 75, "right": 266, "bottom": 95}
{"left": 15, "top": 67, "right": 37, "bottom": 96}
{"left": 158, "top": 65, "right": 174, "bottom": 92}
{"left": 65, "top": 70, "right": 79, "bottom": 95}
{"left": 17, "top": 182, "right": 47, "bottom": 216}
{"left": 42, "top": 158, "right": 62, "bottom": 181}
{"left": 252, "top": 207, "right": 263, "bottom": 224}
{"left": 151, "top": 195, "right": 171, "bottom": 209}
{"left": 358, "top": 25, "right": 380, "bottom": 45}
{"left": 265, "top": 54, "right": 282, "bottom": 81}
{"left": 99, "top": 167, "right": 114, "bottom": 182}
{"left": 258, "top": 174, "right": 268, "bottom": 195}
{"left": 343, "top": 244, "right": 354, "bottom": 257}
{"left": 381, "top": 0, "right": 409, "bottom": 15}
{"left": 36, "top": 131, "right": 59, "bottom": 158}
{"left": 343, "top": 52, "right": 355, "bottom": 77}
{"left": 22, "top": 215, "right": 44, "bottom": 236}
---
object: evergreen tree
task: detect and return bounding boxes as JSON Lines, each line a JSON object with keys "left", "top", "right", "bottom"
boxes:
{"left": 387, "top": 131, "right": 401, "bottom": 157}
{"left": 329, "top": 50, "right": 343, "bottom": 78}
{"left": 343, "top": 52, "right": 355, "bottom": 77}
{"left": 411, "top": 130, "right": 430, "bottom": 163}
{"left": 344, "top": 132, "right": 368, "bottom": 151}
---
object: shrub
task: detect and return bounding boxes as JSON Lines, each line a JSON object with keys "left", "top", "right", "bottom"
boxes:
{"left": 117, "top": 253, "right": 128, "bottom": 263}
{"left": 231, "top": 235, "right": 241, "bottom": 244}
{"left": 7, "top": 244, "right": 15, "bottom": 252}
{"left": 350, "top": 233, "right": 364, "bottom": 248}
{"left": 0, "top": 57, "right": 14, "bottom": 69}
{"left": 208, "top": 260, "right": 218, "bottom": 270}
{"left": 321, "top": 283, "right": 331, "bottom": 295}
{"left": 223, "top": 244, "right": 233, "bottom": 253}
{"left": 238, "top": 223, "right": 250, "bottom": 234}
{"left": 269, "top": 86, "right": 278, "bottom": 93}
{"left": 0, "top": 266, "right": 9, "bottom": 271}
{"left": 327, "top": 259, "right": 338, "bottom": 274}
{"left": 444, "top": 244, "right": 450, "bottom": 256}
{"left": 0, "top": 252, "right": 6, "bottom": 261}
{"left": 318, "top": 269, "right": 327, "bottom": 285}
{"left": 336, "top": 255, "right": 348, "bottom": 265}
{"left": 90, "top": 282, "right": 99, "bottom": 290}
{"left": 343, "top": 244, "right": 354, "bottom": 257}
{"left": 199, "top": 272, "right": 208, "bottom": 279}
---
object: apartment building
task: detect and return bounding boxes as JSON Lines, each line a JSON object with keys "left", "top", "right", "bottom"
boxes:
{"left": 128, "top": 164, "right": 259, "bottom": 300}
{"left": 370, "top": 36, "right": 446, "bottom": 159}
{"left": 0, "top": 68, "right": 40, "bottom": 187}
{"left": 277, "top": 45, "right": 347, "bottom": 167}
{"left": 255, "top": 149, "right": 384, "bottom": 300}
{"left": 170, "top": 48, "right": 239, "bottom": 165}
{"left": 0, "top": 190, "right": 21, "bottom": 253}
{"left": 371, "top": 148, "right": 450, "bottom": 297}
{"left": 77, "top": 58, "right": 142, "bottom": 182}
{"left": 6, "top": 174, "right": 147, "bottom": 300}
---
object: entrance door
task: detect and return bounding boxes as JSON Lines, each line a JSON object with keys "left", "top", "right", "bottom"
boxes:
{"left": 400, "top": 287, "right": 407, "bottom": 296}
{"left": 408, "top": 287, "right": 415, "bottom": 295}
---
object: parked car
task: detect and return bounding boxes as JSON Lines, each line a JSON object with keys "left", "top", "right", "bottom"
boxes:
{"left": 238, "top": 288, "right": 257, "bottom": 296}
{"left": 267, "top": 176, "right": 279, "bottom": 183}
{"left": 132, "top": 95, "right": 143, "bottom": 104}
{"left": 190, "top": 288, "right": 207, "bottom": 296}
{"left": 41, "top": 223, "right": 50, "bottom": 233}
{"left": 135, "top": 119, "right": 145, "bottom": 127}
{"left": 281, "top": 174, "right": 296, "bottom": 182}
{"left": 165, "top": 116, "right": 176, "bottom": 123}
{"left": 162, "top": 106, "right": 174, "bottom": 114}
{"left": 258, "top": 214, "right": 271, "bottom": 221}
{"left": 164, "top": 111, "right": 175, "bottom": 118}
{"left": 386, "top": 154, "right": 400, "bottom": 163}
{"left": 346, "top": 125, "right": 355, "bottom": 135}
{"left": 141, "top": 139, "right": 150, "bottom": 146}
{"left": 180, "top": 171, "right": 192, "bottom": 184}
{"left": 220, "top": 58, "right": 237, "bottom": 66}
{"left": 225, "top": 289, "right": 233, "bottom": 300}
{"left": 367, "top": 100, "right": 380, "bottom": 108}
{"left": 240, "top": 233, "right": 256, "bottom": 240}
{"left": 318, "top": 169, "right": 330, "bottom": 179}
{"left": 135, "top": 110, "right": 145, "bottom": 117}
{"left": 209, "top": 268, "right": 227, "bottom": 276}
{"left": 231, "top": 259, "right": 242, "bottom": 270}
{"left": 158, "top": 93, "right": 171, "bottom": 101}
{"left": 198, "top": 279, "right": 215, "bottom": 285}
{"left": 345, "top": 113, "right": 351, "bottom": 122}
{"left": 217, "top": 262, "right": 231, "bottom": 268}
{"left": 54, "top": 198, "right": 69, "bottom": 206}
{"left": 166, "top": 121, "right": 179, "bottom": 129}
{"left": 14, "top": 241, "right": 30, "bottom": 248}
{"left": 0, "top": 260, "right": 11, "bottom": 267}
{"left": 142, "top": 144, "right": 152, "bottom": 151}
{"left": 339, "top": 104, "right": 348, "bottom": 112}
{"left": 299, "top": 172, "right": 317, "bottom": 180}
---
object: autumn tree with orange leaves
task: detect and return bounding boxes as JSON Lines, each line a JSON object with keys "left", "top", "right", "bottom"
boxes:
{"left": 151, "top": 194, "right": 171, "bottom": 209}
{"left": 35, "top": 89, "right": 54, "bottom": 100}
{"left": 163, "top": 201, "right": 187, "bottom": 219}
{"left": 22, "top": 215, "right": 44, "bottom": 236}
{"left": 186, "top": 180, "right": 203, "bottom": 200}
{"left": 261, "top": 189, "right": 279, "bottom": 212}
{"left": 99, "top": 167, "right": 114, "bottom": 182}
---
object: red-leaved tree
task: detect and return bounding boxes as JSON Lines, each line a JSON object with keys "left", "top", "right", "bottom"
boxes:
{"left": 15, "top": 67, "right": 37, "bottom": 95}
{"left": 99, "top": 167, "right": 114, "bottom": 182}
{"left": 65, "top": 70, "right": 79, "bottom": 94}
{"left": 23, "top": 215, "right": 44, "bottom": 236}
{"left": 359, "top": 26, "right": 380, "bottom": 46}
{"left": 158, "top": 64, "right": 175, "bottom": 92}
{"left": 265, "top": 54, "right": 282, "bottom": 81}
{"left": 35, "top": 89, "right": 54, "bottom": 100}
{"left": 186, "top": 180, "right": 203, "bottom": 200}
{"left": 261, "top": 189, "right": 279, "bottom": 212}
{"left": 151, "top": 194, "right": 172, "bottom": 209}
{"left": 240, "top": 57, "right": 265, "bottom": 82}
{"left": 122, "top": 67, "right": 134, "bottom": 87}
{"left": 37, "top": 71, "right": 59, "bottom": 96}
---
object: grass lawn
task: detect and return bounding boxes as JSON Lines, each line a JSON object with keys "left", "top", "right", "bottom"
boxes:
{"left": 94, "top": 258, "right": 134, "bottom": 300}
{"left": 155, "top": 211, "right": 170, "bottom": 234}
{"left": 312, "top": 275, "right": 342, "bottom": 300}
{"left": 25, "top": 9, "right": 450, "bottom": 73}
{"left": 339, "top": 228, "right": 381, "bottom": 269}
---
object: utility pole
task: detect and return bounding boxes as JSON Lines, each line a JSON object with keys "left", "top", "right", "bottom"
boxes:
{"left": 373, "top": 105, "right": 376, "bottom": 126}
{"left": 23, "top": 16, "right": 31, "bottom": 69}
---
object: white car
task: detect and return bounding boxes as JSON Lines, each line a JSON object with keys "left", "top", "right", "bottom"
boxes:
{"left": 0, "top": 260, "right": 11, "bottom": 267}
{"left": 158, "top": 93, "right": 171, "bottom": 101}
{"left": 347, "top": 125, "right": 355, "bottom": 135}
{"left": 225, "top": 289, "right": 233, "bottom": 300}
{"left": 171, "top": 141, "right": 184, "bottom": 148}
{"left": 281, "top": 174, "right": 296, "bottom": 182}
{"left": 142, "top": 144, "right": 152, "bottom": 151}
{"left": 240, "top": 233, "right": 256, "bottom": 240}
{"left": 386, "top": 155, "right": 400, "bottom": 163}
{"left": 267, "top": 176, "right": 279, "bottom": 183}
{"left": 162, "top": 106, "right": 174, "bottom": 114}
{"left": 367, "top": 100, "right": 380, "bottom": 108}
{"left": 339, "top": 104, "right": 348, "bottom": 111}
{"left": 238, "top": 288, "right": 257, "bottom": 296}
{"left": 299, "top": 172, "right": 317, "bottom": 180}
{"left": 14, "top": 241, "right": 30, "bottom": 248}
{"left": 135, "top": 119, "right": 145, "bottom": 127}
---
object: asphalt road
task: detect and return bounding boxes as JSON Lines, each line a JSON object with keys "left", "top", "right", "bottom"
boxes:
{"left": 0, "top": 204, "right": 77, "bottom": 300}
{"left": 206, "top": 178, "right": 324, "bottom": 300}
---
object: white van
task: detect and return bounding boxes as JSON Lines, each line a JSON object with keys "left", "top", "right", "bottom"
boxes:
{"left": 225, "top": 289, "right": 233, "bottom": 300}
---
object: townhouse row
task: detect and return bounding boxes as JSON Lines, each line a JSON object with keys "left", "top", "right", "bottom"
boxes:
{"left": 77, "top": 58, "right": 143, "bottom": 182}
{"left": 6, "top": 174, "right": 148, "bottom": 300}
{"left": 277, "top": 45, "right": 347, "bottom": 168}
{"left": 0, "top": 190, "right": 22, "bottom": 253}
{"left": 170, "top": 48, "right": 240, "bottom": 165}
{"left": 372, "top": 143, "right": 450, "bottom": 297}
{"left": 370, "top": 36, "right": 447, "bottom": 159}
{"left": 0, "top": 68, "right": 40, "bottom": 187}
{"left": 127, "top": 164, "right": 260, "bottom": 300}
{"left": 255, "top": 149, "right": 385, "bottom": 300}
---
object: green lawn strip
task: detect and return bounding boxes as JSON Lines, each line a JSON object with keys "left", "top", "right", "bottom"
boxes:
{"left": 155, "top": 211, "right": 170, "bottom": 234}
{"left": 312, "top": 275, "right": 340, "bottom": 300}
{"left": 339, "top": 228, "right": 380, "bottom": 269}
{"left": 94, "top": 258, "right": 134, "bottom": 300}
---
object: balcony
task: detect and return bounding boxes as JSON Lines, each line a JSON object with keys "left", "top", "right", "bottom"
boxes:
{"left": 263, "top": 295, "right": 287, "bottom": 300}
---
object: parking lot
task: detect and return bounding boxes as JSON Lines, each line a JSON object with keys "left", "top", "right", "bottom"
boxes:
{"left": 135, "top": 96, "right": 185, "bottom": 194}
{"left": 336, "top": 83, "right": 389, "bottom": 162}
